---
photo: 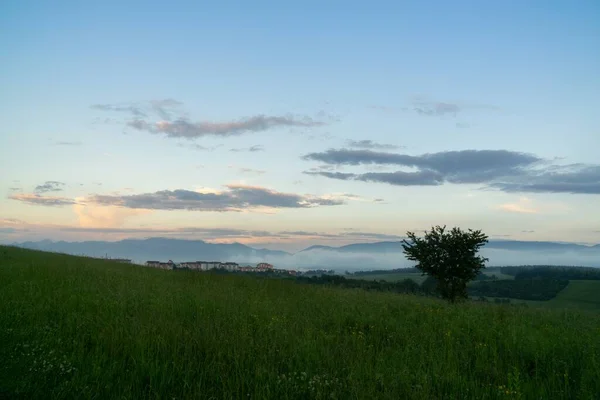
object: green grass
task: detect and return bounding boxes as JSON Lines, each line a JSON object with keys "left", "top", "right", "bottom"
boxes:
{"left": 550, "top": 281, "right": 600, "bottom": 309}
{"left": 503, "top": 281, "right": 600, "bottom": 311}
{"left": 2, "top": 246, "right": 600, "bottom": 399}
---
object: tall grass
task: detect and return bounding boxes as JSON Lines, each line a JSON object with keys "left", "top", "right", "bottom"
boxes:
{"left": 1, "top": 246, "right": 599, "bottom": 399}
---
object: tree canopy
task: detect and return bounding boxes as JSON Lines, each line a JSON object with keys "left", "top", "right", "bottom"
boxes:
{"left": 402, "top": 225, "right": 488, "bottom": 303}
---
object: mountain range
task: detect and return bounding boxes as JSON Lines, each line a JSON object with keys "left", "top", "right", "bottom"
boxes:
{"left": 11, "top": 237, "right": 600, "bottom": 269}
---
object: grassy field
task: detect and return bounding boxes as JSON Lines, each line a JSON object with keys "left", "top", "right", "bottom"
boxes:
{"left": 2, "top": 246, "right": 600, "bottom": 399}
{"left": 503, "top": 281, "right": 600, "bottom": 311}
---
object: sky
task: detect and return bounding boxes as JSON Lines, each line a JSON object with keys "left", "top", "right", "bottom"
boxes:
{"left": 1, "top": 0, "right": 599, "bottom": 252}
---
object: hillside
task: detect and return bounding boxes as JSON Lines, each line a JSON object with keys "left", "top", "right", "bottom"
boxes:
{"left": 1, "top": 246, "right": 600, "bottom": 399}
{"left": 509, "top": 281, "right": 600, "bottom": 311}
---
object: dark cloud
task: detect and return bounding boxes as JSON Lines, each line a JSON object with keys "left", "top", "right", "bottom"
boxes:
{"left": 34, "top": 181, "right": 65, "bottom": 193}
{"left": 305, "top": 171, "right": 357, "bottom": 181}
{"left": 306, "top": 170, "right": 443, "bottom": 186}
{"left": 9, "top": 193, "right": 76, "bottom": 206}
{"left": 229, "top": 145, "right": 265, "bottom": 152}
{"left": 86, "top": 184, "right": 344, "bottom": 212}
{"left": 490, "top": 165, "right": 600, "bottom": 195}
{"left": 303, "top": 149, "right": 540, "bottom": 183}
{"left": 346, "top": 139, "right": 403, "bottom": 150}
{"left": 303, "top": 148, "right": 600, "bottom": 194}
{"left": 358, "top": 170, "right": 444, "bottom": 186}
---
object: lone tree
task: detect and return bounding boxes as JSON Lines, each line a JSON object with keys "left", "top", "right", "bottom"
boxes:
{"left": 402, "top": 225, "right": 488, "bottom": 303}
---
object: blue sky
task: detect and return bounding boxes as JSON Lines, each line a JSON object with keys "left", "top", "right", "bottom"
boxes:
{"left": 1, "top": 0, "right": 599, "bottom": 251}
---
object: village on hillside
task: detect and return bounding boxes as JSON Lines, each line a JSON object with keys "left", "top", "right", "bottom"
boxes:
{"left": 142, "top": 260, "right": 299, "bottom": 276}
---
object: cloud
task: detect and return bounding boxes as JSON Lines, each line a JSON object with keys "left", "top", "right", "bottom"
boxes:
{"left": 410, "top": 96, "right": 499, "bottom": 117}
{"left": 9, "top": 187, "right": 21, "bottom": 191}
{"left": 237, "top": 168, "right": 266, "bottom": 175}
{"left": 303, "top": 148, "right": 540, "bottom": 183}
{"left": 522, "top": 230, "right": 535, "bottom": 233}
{"left": 413, "top": 98, "right": 460, "bottom": 116}
{"left": 490, "top": 165, "right": 600, "bottom": 195}
{"left": 497, "top": 198, "right": 538, "bottom": 214}
{"left": 34, "top": 181, "right": 65, "bottom": 193}
{"left": 346, "top": 139, "right": 403, "bottom": 150}
{"left": 149, "top": 98, "right": 183, "bottom": 120}
{"left": 0, "top": 217, "right": 403, "bottom": 246}
{"left": 93, "top": 100, "right": 327, "bottom": 138}
{"left": 0, "top": 218, "right": 24, "bottom": 225}
{"left": 303, "top": 148, "right": 600, "bottom": 194}
{"left": 91, "top": 103, "right": 147, "bottom": 117}
{"left": 85, "top": 184, "right": 344, "bottom": 212}
{"left": 229, "top": 145, "right": 265, "bottom": 152}
{"left": 9, "top": 193, "right": 76, "bottom": 206}
{"left": 73, "top": 199, "right": 151, "bottom": 228}
{"left": 128, "top": 116, "right": 325, "bottom": 139}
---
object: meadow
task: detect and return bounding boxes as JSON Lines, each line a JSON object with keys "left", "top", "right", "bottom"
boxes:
{"left": 506, "top": 281, "right": 600, "bottom": 311}
{"left": 1, "top": 246, "right": 600, "bottom": 399}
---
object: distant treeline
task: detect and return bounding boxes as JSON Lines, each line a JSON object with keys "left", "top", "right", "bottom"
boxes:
{"left": 294, "top": 274, "right": 568, "bottom": 302}
{"left": 349, "top": 267, "right": 419, "bottom": 276}
{"left": 295, "top": 274, "right": 423, "bottom": 295}
{"left": 201, "top": 267, "right": 575, "bottom": 302}
{"left": 498, "top": 266, "right": 600, "bottom": 280}
{"left": 468, "top": 279, "right": 569, "bottom": 301}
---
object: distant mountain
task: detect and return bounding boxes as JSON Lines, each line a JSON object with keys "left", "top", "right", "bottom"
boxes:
{"left": 299, "top": 240, "right": 600, "bottom": 254}
{"left": 14, "top": 237, "right": 290, "bottom": 264}
{"left": 299, "top": 241, "right": 401, "bottom": 254}
{"left": 12, "top": 237, "right": 600, "bottom": 269}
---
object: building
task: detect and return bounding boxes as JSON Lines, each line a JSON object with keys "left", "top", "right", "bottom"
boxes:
{"left": 179, "top": 262, "right": 202, "bottom": 270}
{"left": 256, "top": 262, "right": 274, "bottom": 272}
{"left": 221, "top": 262, "right": 239, "bottom": 271}
{"left": 112, "top": 258, "right": 132, "bottom": 263}
{"left": 145, "top": 261, "right": 161, "bottom": 268}
{"left": 145, "top": 260, "right": 174, "bottom": 270}
{"left": 198, "top": 261, "right": 221, "bottom": 271}
{"left": 158, "top": 260, "right": 175, "bottom": 270}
